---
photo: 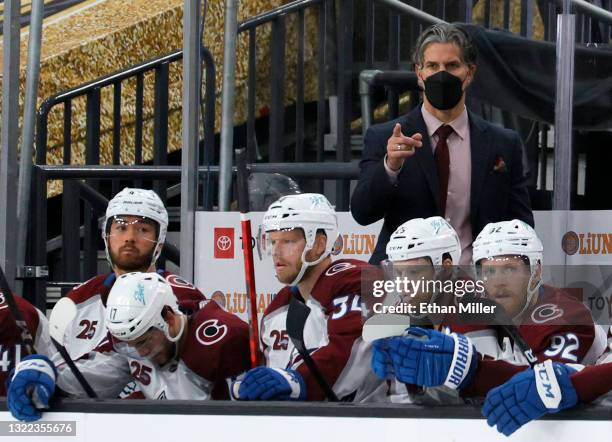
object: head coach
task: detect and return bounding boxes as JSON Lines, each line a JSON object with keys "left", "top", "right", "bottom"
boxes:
{"left": 350, "top": 22, "right": 534, "bottom": 265}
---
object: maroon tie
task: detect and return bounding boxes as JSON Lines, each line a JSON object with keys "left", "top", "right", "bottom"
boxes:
{"left": 434, "top": 125, "right": 454, "bottom": 216}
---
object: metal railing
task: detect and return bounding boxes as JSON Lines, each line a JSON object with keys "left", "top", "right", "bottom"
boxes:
{"left": 234, "top": 0, "right": 340, "bottom": 204}
{"left": 33, "top": 47, "right": 216, "bottom": 286}
{"left": 27, "top": 161, "right": 358, "bottom": 310}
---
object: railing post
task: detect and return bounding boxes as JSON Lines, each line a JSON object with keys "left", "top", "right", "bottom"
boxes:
{"left": 84, "top": 89, "right": 101, "bottom": 278}
{"left": 246, "top": 28, "right": 257, "bottom": 165}
{"left": 202, "top": 48, "right": 217, "bottom": 211}
{"left": 218, "top": 0, "right": 239, "bottom": 211}
{"left": 134, "top": 73, "right": 144, "bottom": 189}
{"left": 520, "top": 0, "right": 534, "bottom": 38}
{"left": 387, "top": 9, "right": 400, "bottom": 119}
{"left": 181, "top": 0, "right": 202, "bottom": 281}
{"left": 154, "top": 63, "right": 170, "bottom": 203}
{"left": 62, "top": 180, "right": 81, "bottom": 289}
{"left": 269, "top": 15, "right": 287, "bottom": 162}
{"left": 335, "top": 0, "right": 354, "bottom": 210}
{"left": 33, "top": 167, "right": 47, "bottom": 311}
{"left": 296, "top": 9, "right": 305, "bottom": 162}
{"left": 112, "top": 82, "right": 122, "bottom": 195}
{"left": 553, "top": 3, "right": 575, "bottom": 212}
{"left": 0, "top": 0, "right": 21, "bottom": 290}
{"left": 16, "top": 0, "right": 44, "bottom": 296}
{"left": 316, "top": 0, "right": 327, "bottom": 194}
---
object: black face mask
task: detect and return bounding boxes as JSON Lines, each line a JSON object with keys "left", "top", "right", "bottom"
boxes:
{"left": 423, "top": 70, "right": 464, "bottom": 111}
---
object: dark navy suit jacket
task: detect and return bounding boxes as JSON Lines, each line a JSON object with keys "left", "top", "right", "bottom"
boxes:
{"left": 350, "top": 105, "right": 534, "bottom": 264}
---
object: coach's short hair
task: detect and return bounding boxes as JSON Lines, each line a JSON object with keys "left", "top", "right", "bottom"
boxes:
{"left": 412, "top": 23, "right": 477, "bottom": 67}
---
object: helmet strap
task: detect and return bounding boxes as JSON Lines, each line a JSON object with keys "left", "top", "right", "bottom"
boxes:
{"left": 164, "top": 312, "right": 186, "bottom": 343}
{"left": 288, "top": 245, "right": 330, "bottom": 287}
{"left": 513, "top": 267, "right": 541, "bottom": 322}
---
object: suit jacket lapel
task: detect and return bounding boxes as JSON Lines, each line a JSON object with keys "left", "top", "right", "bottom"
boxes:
{"left": 403, "top": 107, "right": 441, "bottom": 213}
{"left": 469, "top": 111, "right": 491, "bottom": 222}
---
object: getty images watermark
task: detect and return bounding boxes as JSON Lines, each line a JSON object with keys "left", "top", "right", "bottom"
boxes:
{"left": 371, "top": 275, "right": 493, "bottom": 316}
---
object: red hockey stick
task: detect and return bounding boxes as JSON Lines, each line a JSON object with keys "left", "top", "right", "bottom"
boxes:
{"left": 236, "top": 149, "right": 261, "bottom": 368}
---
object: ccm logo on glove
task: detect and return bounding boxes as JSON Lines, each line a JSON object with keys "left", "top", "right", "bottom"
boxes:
{"left": 535, "top": 360, "right": 562, "bottom": 409}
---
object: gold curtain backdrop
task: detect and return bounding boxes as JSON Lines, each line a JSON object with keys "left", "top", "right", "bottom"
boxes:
{"left": 0, "top": 0, "right": 320, "bottom": 197}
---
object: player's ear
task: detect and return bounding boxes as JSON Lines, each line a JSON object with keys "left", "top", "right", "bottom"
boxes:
{"left": 161, "top": 305, "right": 174, "bottom": 321}
{"left": 442, "top": 257, "right": 453, "bottom": 268}
{"left": 529, "top": 261, "right": 542, "bottom": 290}
{"left": 313, "top": 232, "right": 327, "bottom": 256}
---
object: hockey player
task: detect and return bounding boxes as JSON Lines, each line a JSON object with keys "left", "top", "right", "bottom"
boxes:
{"left": 370, "top": 216, "right": 494, "bottom": 403}
{"left": 373, "top": 220, "right": 607, "bottom": 401}
{"left": 60, "top": 188, "right": 206, "bottom": 361}
{"left": 376, "top": 216, "right": 465, "bottom": 326}
{"left": 0, "top": 294, "right": 53, "bottom": 395}
{"left": 483, "top": 328, "right": 612, "bottom": 436}
{"left": 6, "top": 272, "right": 250, "bottom": 421}
{"left": 235, "top": 193, "right": 386, "bottom": 402}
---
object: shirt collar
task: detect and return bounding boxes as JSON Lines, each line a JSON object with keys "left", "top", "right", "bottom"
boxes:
{"left": 421, "top": 105, "right": 469, "bottom": 141}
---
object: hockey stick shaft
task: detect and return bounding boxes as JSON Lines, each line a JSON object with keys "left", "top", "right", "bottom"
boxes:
{"left": 460, "top": 294, "right": 538, "bottom": 367}
{"left": 241, "top": 214, "right": 260, "bottom": 368}
{"left": 296, "top": 349, "right": 339, "bottom": 401}
{"left": 51, "top": 338, "right": 98, "bottom": 398}
{"left": 236, "top": 148, "right": 261, "bottom": 368}
{"left": 0, "top": 264, "right": 36, "bottom": 355}
{"left": 287, "top": 295, "right": 339, "bottom": 401}
{"left": 499, "top": 324, "right": 538, "bottom": 367}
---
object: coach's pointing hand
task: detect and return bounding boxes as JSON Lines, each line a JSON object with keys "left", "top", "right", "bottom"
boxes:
{"left": 386, "top": 123, "right": 423, "bottom": 172}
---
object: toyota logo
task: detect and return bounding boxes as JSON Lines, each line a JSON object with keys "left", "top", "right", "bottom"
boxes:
{"left": 217, "top": 235, "right": 232, "bottom": 251}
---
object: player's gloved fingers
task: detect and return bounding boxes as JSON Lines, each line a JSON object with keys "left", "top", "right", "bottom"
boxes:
{"left": 238, "top": 375, "right": 268, "bottom": 400}
{"left": 372, "top": 338, "right": 390, "bottom": 352}
{"left": 485, "top": 404, "right": 505, "bottom": 428}
{"left": 495, "top": 410, "right": 515, "bottom": 433}
{"left": 395, "top": 364, "right": 417, "bottom": 384}
{"left": 500, "top": 420, "right": 520, "bottom": 437}
{"left": 371, "top": 359, "right": 388, "bottom": 379}
{"left": 244, "top": 385, "right": 267, "bottom": 400}
{"left": 387, "top": 336, "right": 418, "bottom": 358}
{"left": 483, "top": 389, "right": 504, "bottom": 417}
{"left": 481, "top": 400, "right": 493, "bottom": 419}
{"left": 32, "top": 384, "right": 52, "bottom": 408}
{"left": 250, "top": 378, "right": 277, "bottom": 400}
{"left": 405, "top": 327, "right": 432, "bottom": 339}
{"left": 260, "top": 385, "right": 286, "bottom": 401}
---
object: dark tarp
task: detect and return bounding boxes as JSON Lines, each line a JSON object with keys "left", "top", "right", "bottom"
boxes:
{"left": 460, "top": 23, "right": 612, "bottom": 130}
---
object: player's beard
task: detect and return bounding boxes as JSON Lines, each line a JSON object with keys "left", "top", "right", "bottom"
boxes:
{"left": 110, "top": 245, "right": 156, "bottom": 273}
{"left": 275, "top": 259, "right": 304, "bottom": 285}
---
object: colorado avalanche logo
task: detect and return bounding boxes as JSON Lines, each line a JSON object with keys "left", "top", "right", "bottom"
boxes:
{"left": 196, "top": 319, "right": 228, "bottom": 346}
{"left": 531, "top": 303, "right": 564, "bottom": 324}
{"left": 134, "top": 282, "right": 146, "bottom": 305}
{"left": 325, "top": 262, "right": 355, "bottom": 276}
{"left": 166, "top": 274, "right": 195, "bottom": 289}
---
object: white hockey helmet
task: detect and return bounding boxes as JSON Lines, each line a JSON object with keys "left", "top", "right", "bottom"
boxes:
{"left": 106, "top": 272, "right": 183, "bottom": 344}
{"left": 259, "top": 193, "right": 339, "bottom": 285}
{"left": 472, "top": 219, "right": 543, "bottom": 318}
{"left": 386, "top": 217, "right": 461, "bottom": 265}
{"left": 103, "top": 188, "right": 168, "bottom": 268}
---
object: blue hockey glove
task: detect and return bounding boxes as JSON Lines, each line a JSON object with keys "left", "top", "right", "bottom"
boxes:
{"left": 236, "top": 366, "right": 306, "bottom": 401}
{"left": 376, "top": 327, "right": 477, "bottom": 390}
{"left": 371, "top": 339, "right": 395, "bottom": 380}
{"left": 482, "top": 360, "right": 578, "bottom": 437}
{"left": 6, "top": 355, "right": 57, "bottom": 422}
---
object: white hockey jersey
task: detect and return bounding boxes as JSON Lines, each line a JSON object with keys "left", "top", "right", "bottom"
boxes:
{"left": 58, "top": 271, "right": 206, "bottom": 362}
{"left": 260, "top": 259, "right": 387, "bottom": 402}
{"left": 57, "top": 301, "right": 250, "bottom": 400}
